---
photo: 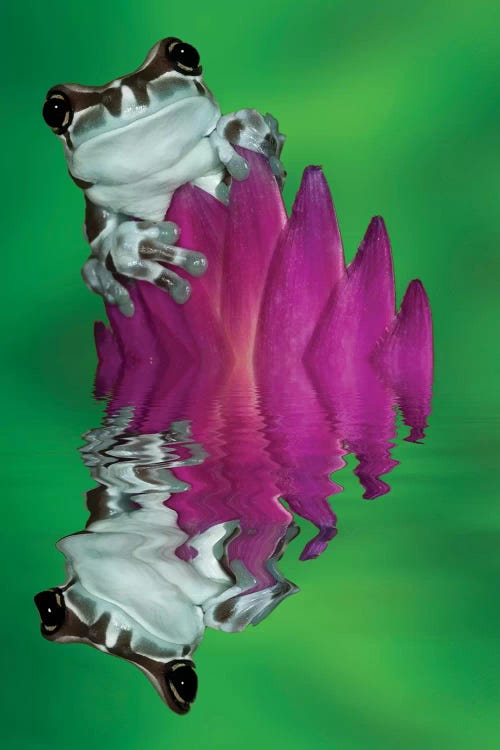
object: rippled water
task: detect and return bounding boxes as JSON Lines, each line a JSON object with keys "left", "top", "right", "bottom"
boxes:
{"left": 5, "top": 355, "right": 497, "bottom": 749}
{"left": 8, "top": 153, "right": 497, "bottom": 749}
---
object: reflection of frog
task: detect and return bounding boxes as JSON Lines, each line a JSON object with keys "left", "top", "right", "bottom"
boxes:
{"left": 42, "top": 37, "right": 285, "bottom": 315}
{"left": 34, "top": 413, "right": 297, "bottom": 713}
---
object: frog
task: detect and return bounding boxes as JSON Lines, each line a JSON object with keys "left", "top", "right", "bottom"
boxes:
{"left": 34, "top": 411, "right": 298, "bottom": 713}
{"left": 42, "top": 37, "right": 286, "bottom": 316}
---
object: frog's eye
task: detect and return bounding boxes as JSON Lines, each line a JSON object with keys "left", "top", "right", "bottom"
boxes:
{"left": 164, "top": 660, "right": 198, "bottom": 713}
{"left": 34, "top": 588, "right": 66, "bottom": 634}
{"left": 166, "top": 39, "right": 201, "bottom": 76}
{"left": 42, "top": 91, "right": 73, "bottom": 134}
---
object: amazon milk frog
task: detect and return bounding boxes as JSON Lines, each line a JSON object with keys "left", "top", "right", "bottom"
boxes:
{"left": 43, "top": 37, "right": 285, "bottom": 315}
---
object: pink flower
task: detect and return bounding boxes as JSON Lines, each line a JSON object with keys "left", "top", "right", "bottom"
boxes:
{"left": 95, "top": 150, "right": 433, "bottom": 560}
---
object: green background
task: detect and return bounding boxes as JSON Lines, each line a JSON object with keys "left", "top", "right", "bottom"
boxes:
{"left": 1, "top": 1, "right": 499, "bottom": 748}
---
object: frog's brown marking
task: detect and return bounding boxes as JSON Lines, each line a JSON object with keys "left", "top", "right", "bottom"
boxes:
{"left": 71, "top": 103, "right": 108, "bottom": 143}
{"left": 69, "top": 172, "right": 94, "bottom": 190}
{"left": 110, "top": 629, "right": 195, "bottom": 714}
{"left": 224, "top": 119, "right": 243, "bottom": 143}
{"left": 120, "top": 37, "right": 178, "bottom": 91}
{"left": 138, "top": 238, "right": 175, "bottom": 263}
{"left": 84, "top": 197, "right": 110, "bottom": 243}
{"left": 87, "top": 611, "right": 112, "bottom": 645}
{"left": 148, "top": 75, "right": 192, "bottom": 102}
{"left": 47, "top": 37, "right": 184, "bottom": 121}
{"left": 105, "top": 253, "right": 118, "bottom": 273}
{"left": 47, "top": 84, "right": 117, "bottom": 117}
{"left": 101, "top": 86, "right": 123, "bottom": 117}
{"left": 156, "top": 270, "right": 175, "bottom": 291}
{"left": 62, "top": 130, "right": 73, "bottom": 149}
{"left": 213, "top": 599, "right": 235, "bottom": 623}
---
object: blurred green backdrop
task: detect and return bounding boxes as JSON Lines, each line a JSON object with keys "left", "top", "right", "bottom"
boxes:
{"left": 1, "top": 1, "right": 499, "bottom": 748}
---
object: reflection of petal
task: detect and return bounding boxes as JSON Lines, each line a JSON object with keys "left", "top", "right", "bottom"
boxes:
{"left": 94, "top": 321, "right": 121, "bottom": 399}
{"left": 310, "top": 356, "right": 398, "bottom": 501}
{"left": 374, "top": 279, "right": 433, "bottom": 442}
{"left": 257, "top": 363, "right": 340, "bottom": 560}
{"left": 255, "top": 166, "right": 344, "bottom": 369}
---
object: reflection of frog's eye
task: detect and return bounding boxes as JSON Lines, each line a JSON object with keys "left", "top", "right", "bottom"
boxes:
{"left": 34, "top": 588, "right": 66, "bottom": 634}
{"left": 166, "top": 40, "right": 201, "bottom": 76}
{"left": 42, "top": 92, "right": 73, "bottom": 134}
{"left": 165, "top": 660, "right": 198, "bottom": 713}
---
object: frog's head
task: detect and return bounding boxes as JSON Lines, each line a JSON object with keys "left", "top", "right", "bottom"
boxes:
{"left": 34, "top": 584, "right": 198, "bottom": 713}
{"left": 42, "top": 37, "right": 219, "bottom": 185}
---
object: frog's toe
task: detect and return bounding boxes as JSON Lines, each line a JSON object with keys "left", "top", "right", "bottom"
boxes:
{"left": 102, "top": 275, "right": 134, "bottom": 316}
{"left": 136, "top": 220, "right": 180, "bottom": 245}
{"left": 138, "top": 239, "right": 208, "bottom": 278}
{"left": 81, "top": 257, "right": 103, "bottom": 294}
{"left": 226, "top": 152, "right": 249, "bottom": 181}
{"left": 269, "top": 155, "right": 286, "bottom": 187}
{"left": 154, "top": 268, "right": 192, "bottom": 304}
{"left": 82, "top": 257, "right": 135, "bottom": 315}
{"left": 263, "top": 113, "right": 286, "bottom": 155}
{"left": 114, "top": 288, "right": 135, "bottom": 317}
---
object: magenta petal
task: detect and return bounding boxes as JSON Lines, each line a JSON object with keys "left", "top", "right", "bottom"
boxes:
{"left": 308, "top": 216, "right": 395, "bottom": 367}
{"left": 94, "top": 321, "right": 122, "bottom": 398}
{"left": 101, "top": 185, "right": 231, "bottom": 369}
{"left": 167, "top": 184, "right": 228, "bottom": 317}
{"left": 258, "top": 363, "right": 340, "bottom": 561}
{"left": 105, "top": 284, "right": 160, "bottom": 363}
{"left": 255, "top": 166, "right": 345, "bottom": 370}
{"left": 221, "top": 149, "right": 286, "bottom": 364}
{"left": 374, "top": 279, "right": 433, "bottom": 442}
{"left": 133, "top": 185, "right": 231, "bottom": 369}
{"left": 312, "top": 357, "right": 399, "bottom": 500}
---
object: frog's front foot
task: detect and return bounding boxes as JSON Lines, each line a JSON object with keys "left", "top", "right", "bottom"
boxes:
{"left": 211, "top": 109, "right": 286, "bottom": 189}
{"left": 83, "top": 221, "right": 208, "bottom": 316}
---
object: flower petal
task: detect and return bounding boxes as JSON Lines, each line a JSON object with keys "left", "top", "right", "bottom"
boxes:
{"left": 374, "top": 279, "right": 433, "bottom": 442}
{"left": 221, "top": 149, "right": 287, "bottom": 365}
{"left": 307, "top": 215, "right": 395, "bottom": 368}
{"left": 255, "top": 165, "right": 345, "bottom": 372}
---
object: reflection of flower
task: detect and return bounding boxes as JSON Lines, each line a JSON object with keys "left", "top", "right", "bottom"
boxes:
{"left": 95, "top": 150, "right": 433, "bottom": 560}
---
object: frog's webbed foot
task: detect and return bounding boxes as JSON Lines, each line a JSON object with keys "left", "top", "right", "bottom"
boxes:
{"left": 210, "top": 109, "right": 286, "bottom": 188}
{"left": 84, "top": 220, "right": 208, "bottom": 315}
{"left": 82, "top": 257, "right": 134, "bottom": 317}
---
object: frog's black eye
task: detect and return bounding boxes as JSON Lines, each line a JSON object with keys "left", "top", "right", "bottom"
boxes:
{"left": 42, "top": 91, "right": 73, "bottom": 134}
{"left": 165, "top": 660, "right": 198, "bottom": 713}
{"left": 34, "top": 588, "right": 66, "bottom": 634}
{"left": 166, "top": 39, "right": 201, "bottom": 76}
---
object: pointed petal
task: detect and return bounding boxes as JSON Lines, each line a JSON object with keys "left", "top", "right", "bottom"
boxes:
{"left": 308, "top": 216, "right": 395, "bottom": 368}
{"left": 255, "top": 166, "right": 345, "bottom": 371}
{"left": 258, "top": 362, "right": 341, "bottom": 560}
{"left": 221, "top": 149, "right": 287, "bottom": 365}
{"left": 374, "top": 279, "right": 433, "bottom": 442}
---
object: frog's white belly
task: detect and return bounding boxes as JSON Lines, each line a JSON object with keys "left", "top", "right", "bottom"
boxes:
{"left": 58, "top": 511, "right": 233, "bottom": 656}
{"left": 86, "top": 137, "right": 223, "bottom": 221}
